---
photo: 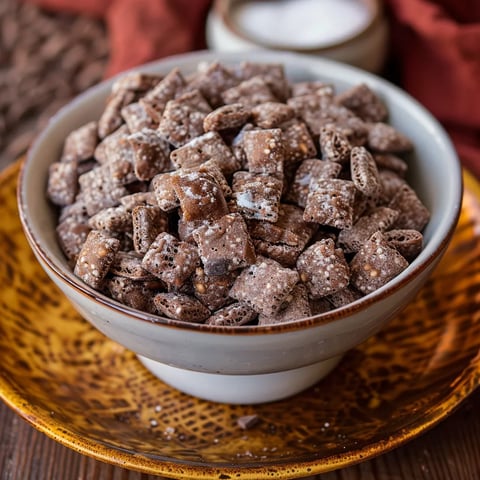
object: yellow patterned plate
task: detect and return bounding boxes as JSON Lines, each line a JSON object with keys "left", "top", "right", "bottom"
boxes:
{"left": 1, "top": 160, "right": 480, "bottom": 479}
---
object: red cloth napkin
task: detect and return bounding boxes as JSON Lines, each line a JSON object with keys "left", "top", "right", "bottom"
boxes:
{"left": 386, "top": 0, "right": 480, "bottom": 178}
{"left": 25, "top": 0, "right": 480, "bottom": 177}
{"left": 24, "top": 0, "right": 212, "bottom": 77}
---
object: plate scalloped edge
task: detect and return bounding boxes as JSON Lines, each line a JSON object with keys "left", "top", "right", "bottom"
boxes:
{"left": 0, "top": 160, "right": 479, "bottom": 479}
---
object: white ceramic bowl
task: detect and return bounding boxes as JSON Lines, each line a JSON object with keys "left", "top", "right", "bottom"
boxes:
{"left": 18, "top": 50, "right": 462, "bottom": 404}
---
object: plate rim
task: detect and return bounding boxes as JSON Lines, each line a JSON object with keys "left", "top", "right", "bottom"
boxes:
{"left": 1, "top": 159, "right": 480, "bottom": 478}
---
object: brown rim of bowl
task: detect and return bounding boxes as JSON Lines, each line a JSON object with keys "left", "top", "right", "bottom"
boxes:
{"left": 17, "top": 152, "right": 461, "bottom": 336}
{"left": 215, "top": 0, "right": 382, "bottom": 53}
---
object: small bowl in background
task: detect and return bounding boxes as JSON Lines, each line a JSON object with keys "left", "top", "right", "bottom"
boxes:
{"left": 206, "top": 0, "right": 389, "bottom": 73}
{"left": 18, "top": 50, "right": 462, "bottom": 404}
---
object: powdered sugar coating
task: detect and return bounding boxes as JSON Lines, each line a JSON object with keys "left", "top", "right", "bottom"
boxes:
{"left": 350, "top": 231, "right": 409, "bottom": 293}
{"left": 229, "top": 256, "right": 299, "bottom": 316}
{"left": 74, "top": 230, "right": 120, "bottom": 289}
{"left": 304, "top": 179, "right": 356, "bottom": 229}
{"left": 297, "top": 239, "right": 350, "bottom": 298}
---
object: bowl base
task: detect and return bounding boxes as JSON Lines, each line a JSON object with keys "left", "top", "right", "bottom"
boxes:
{"left": 137, "top": 355, "right": 343, "bottom": 404}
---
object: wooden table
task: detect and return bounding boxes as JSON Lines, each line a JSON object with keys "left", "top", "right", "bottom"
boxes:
{"left": 1, "top": 387, "right": 479, "bottom": 479}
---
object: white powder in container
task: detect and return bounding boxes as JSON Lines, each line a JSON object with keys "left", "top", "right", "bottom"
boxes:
{"left": 233, "top": 0, "right": 372, "bottom": 49}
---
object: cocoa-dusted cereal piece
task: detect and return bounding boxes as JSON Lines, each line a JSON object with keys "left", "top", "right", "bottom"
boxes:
{"left": 106, "top": 275, "right": 161, "bottom": 313}
{"left": 110, "top": 251, "right": 155, "bottom": 280}
{"left": 192, "top": 267, "right": 237, "bottom": 311}
{"left": 56, "top": 223, "right": 90, "bottom": 266}
{"left": 287, "top": 93, "right": 331, "bottom": 135}
{"left": 120, "top": 191, "right": 157, "bottom": 211}
{"left": 337, "top": 206, "right": 399, "bottom": 253}
{"left": 194, "top": 162, "right": 232, "bottom": 198}
{"left": 98, "top": 88, "right": 135, "bottom": 139}
{"left": 78, "top": 164, "right": 128, "bottom": 216}
{"left": 153, "top": 292, "right": 210, "bottom": 322}
{"left": 111, "top": 72, "right": 162, "bottom": 95}
{"left": 141, "top": 67, "right": 186, "bottom": 119}
{"left": 326, "top": 286, "right": 363, "bottom": 308}
{"left": 127, "top": 128, "right": 171, "bottom": 181}
{"left": 104, "top": 131, "right": 137, "bottom": 185}
{"left": 252, "top": 239, "right": 303, "bottom": 267}
{"left": 350, "top": 145, "right": 382, "bottom": 198}
{"left": 303, "top": 178, "right": 356, "bottom": 229}
{"left": 151, "top": 171, "right": 180, "bottom": 212}
{"left": 132, "top": 205, "right": 169, "bottom": 254}
{"left": 291, "top": 81, "right": 334, "bottom": 98}
{"left": 155, "top": 165, "right": 230, "bottom": 214}
{"left": 142, "top": 232, "right": 200, "bottom": 288}
{"left": 243, "top": 128, "right": 284, "bottom": 178}
{"left": 350, "top": 231, "right": 409, "bottom": 294}
{"left": 280, "top": 119, "right": 317, "bottom": 166}
{"left": 383, "top": 229, "right": 424, "bottom": 261}
{"left": 56, "top": 202, "right": 91, "bottom": 263}
{"left": 176, "top": 216, "right": 206, "bottom": 244}
{"left": 285, "top": 159, "right": 341, "bottom": 207}
{"left": 319, "top": 123, "right": 352, "bottom": 163}
{"left": 236, "top": 414, "right": 261, "bottom": 430}
{"left": 153, "top": 292, "right": 210, "bottom": 323}
{"left": 61, "top": 121, "right": 98, "bottom": 163}
{"left": 121, "top": 102, "right": 157, "bottom": 133}
{"left": 258, "top": 284, "right": 311, "bottom": 325}
{"left": 187, "top": 61, "right": 239, "bottom": 107}
{"left": 236, "top": 61, "right": 290, "bottom": 101}
{"left": 203, "top": 103, "right": 252, "bottom": 132}
{"left": 94, "top": 125, "right": 129, "bottom": 164}
{"left": 206, "top": 302, "right": 257, "bottom": 326}
{"left": 309, "top": 162, "right": 346, "bottom": 192}
{"left": 229, "top": 256, "right": 299, "bottom": 316}
{"left": 47, "top": 161, "right": 79, "bottom": 206}
{"left": 373, "top": 153, "right": 408, "bottom": 177}
{"left": 288, "top": 94, "right": 368, "bottom": 144}
{"left": 335, "top": 83, "right": 388, "bottom": 123}
{"left": 221, "top": 76, "right": 277, "bottom": 107}
{"left": 88, "top": 205, "right": 132, "bottom": 232}
{"left": 368, "top": 122, "right": 413, "bottom": 153}
{"left": 231, "top": 171, "right": 283, "bottom": 222}
{"left": 248, "top": 204, "right": 316, "bottom": 249}
{"left": 74, "top": 230, "right": 120, "bottom": 289}
{"left": 157, "top": 89, "right": 211, "bottom": 147}
{"left": 389, "top": 184, "right": 430, "bottom": 231}
{"left": 377, "top": 169, "right": 407, "bottom": 204}
{"left": 297, "top": 239, "right": 350, "bottom": 298}
{"left": 193, "top": 213, "right": 256, "bottom": 276}
{"left": 351, "top": 189, "right": 375, "bottom": 223}
{"left": 170, "top": 131, "right": 240, "bottom": 175}
{"left": 231, "top": 123, "right": 257, "bottom": 169}
{"left": 172, "top": 169, "right": 228, "bottom": 222}
{"left": 251, "top": 102, "right": 295, "bottom": 129}
{"left": 335, "top": 114, "right": 369, "bottom": 147}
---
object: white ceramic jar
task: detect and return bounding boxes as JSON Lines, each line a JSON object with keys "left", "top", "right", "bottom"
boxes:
{"left": 206, "top": 0, "right": 389, "bottom": 73}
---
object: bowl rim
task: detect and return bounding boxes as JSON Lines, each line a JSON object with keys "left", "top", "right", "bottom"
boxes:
{"left": 214, "top": 0, "right": 383, "bottom": 53}
{"left": 18, "top": 49, "right": 463, "bottom": 336}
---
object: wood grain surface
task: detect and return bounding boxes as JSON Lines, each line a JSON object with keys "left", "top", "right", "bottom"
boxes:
{"left": 2, "top": 392, "right": 480, "bottom": 479}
